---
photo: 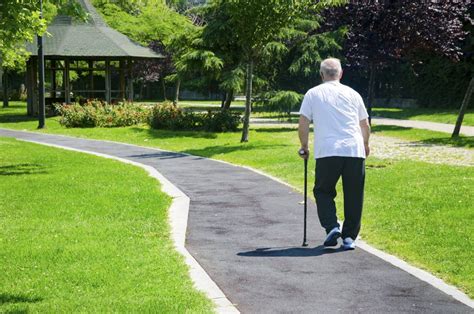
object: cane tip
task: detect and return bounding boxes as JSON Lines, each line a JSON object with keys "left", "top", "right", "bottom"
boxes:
{"left": 302, "top": 242, "right": 308, "bottom": 247}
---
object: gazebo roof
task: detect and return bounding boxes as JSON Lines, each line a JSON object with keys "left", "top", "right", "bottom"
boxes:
{"left": 27, "top": 0, "right": 162, "bottom": 59}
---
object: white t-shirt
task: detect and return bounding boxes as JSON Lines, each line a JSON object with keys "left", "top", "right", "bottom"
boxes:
{"left": 299, "top": 80, "right": 369, "bottom": 159}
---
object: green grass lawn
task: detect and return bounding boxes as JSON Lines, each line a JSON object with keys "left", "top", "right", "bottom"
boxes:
{"left": 372, "top": 107, "right": 474, "bottom": 126}
{"left": 1, "top": 102, "right": 473, "bottom": 297}
{"left": 0, "top": 137, "right": 213, "bottom": 312}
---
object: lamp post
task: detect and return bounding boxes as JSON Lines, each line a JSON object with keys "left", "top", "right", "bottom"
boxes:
{"left": 38, "top": 0, "right": 46, "bottom": 129}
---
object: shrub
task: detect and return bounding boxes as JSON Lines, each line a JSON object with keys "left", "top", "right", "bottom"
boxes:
{"left": 55, "top": 100, "right": 150, "bottom": 128}
{"left": 202, "top": 110, "right": 240, "bottom": 132}
{"left": 149, "top": 102, "right": 200, "bottom": 130}
{"left": 149, "top": 103, "right": 240, "bottom": 132}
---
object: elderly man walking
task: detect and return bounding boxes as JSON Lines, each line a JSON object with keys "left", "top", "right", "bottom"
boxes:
{"left": 298, "top": 58, "right": 370, "bottom": 250}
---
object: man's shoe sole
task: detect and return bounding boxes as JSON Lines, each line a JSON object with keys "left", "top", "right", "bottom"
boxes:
{"left": 324, "top": 231, "right": 341, "bottom": 247}
{"left": 343, "top": 244, "right": 355, "bottom": 250}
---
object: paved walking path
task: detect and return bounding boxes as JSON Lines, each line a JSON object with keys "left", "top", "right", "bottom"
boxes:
{"left": 1, "top": 129, "right": 472, "bottom": 313}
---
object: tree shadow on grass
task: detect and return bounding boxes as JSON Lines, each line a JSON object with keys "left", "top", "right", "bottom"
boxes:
{"left": 371, "top": 125, "right": 410, "bottom": 133}
{"left": 183, "top": 143, "right": 288, "bottom": 159}
{"left": 253, "top": 127, "right": 299, "bottom": 133}
{"left": 0, "top": 112, "right": 37, "bottom": 124}
{"left": 130, "top": 127, "right": 219, "bottom": 140}
{"left": 0, "top": 293, "right": 42, "bottom": 305}
{"left": 372, "top": 107, "right": 464, "bottom": 120}
{"left": 0, "top": 163, "right": 48, "bottom": 176}
{"left": 420, "top": 136, "right": 473, "bottom": 148}
{"left": 238, "top": 245, "right": 345, "bottom": 257}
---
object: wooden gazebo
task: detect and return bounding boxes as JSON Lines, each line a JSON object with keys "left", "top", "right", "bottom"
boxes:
{"left": 25, "top": 0, "right": 162, "bottom": 116}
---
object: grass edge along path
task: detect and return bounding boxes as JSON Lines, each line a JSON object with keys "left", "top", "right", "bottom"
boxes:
{"left": 0, "top": 137, "right": 214, "bottom": 313}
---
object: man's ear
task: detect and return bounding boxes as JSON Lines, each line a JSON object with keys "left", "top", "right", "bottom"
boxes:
{"left": 339, "top": 70, "right": 344, "bottom": 80}
{"left": 320, "top": 72, "right": 324, "bottom": 81}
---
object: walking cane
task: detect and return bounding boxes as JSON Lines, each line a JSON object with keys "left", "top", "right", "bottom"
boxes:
{"left": 299, "top": 149, "right": 308, "bottom": 247}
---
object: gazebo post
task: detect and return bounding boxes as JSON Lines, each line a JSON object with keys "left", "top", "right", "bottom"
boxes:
{"left": 65, "top": 58, "right": 71, "bottom": 103}
{"left": 105, "top": 59, "right": 111, "bottom": 103}
{"left": 32, "top": 57, "right": 39, "bottom": 114}
{"left": 120, "top": 60, "right": 125, "bottom": 100}
{"left": 89, "top": 60, "right": 94, "bottom": 99}
{"left": 26, "top": 60, "right": 33, "bottom": 115}
{"left": 2, "top": 68, "right": 8, "bottom": 108}
{"left": 52, "top": 60, "right": 57, "bottom": 99}
{"left": 127, "top": 59, "right": 133, "bottom": 102}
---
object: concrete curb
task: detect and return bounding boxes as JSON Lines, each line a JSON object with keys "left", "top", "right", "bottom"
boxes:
{"left": 357, "top": 240, "right": 474, "bottom": 308}
{"left": 15, "top": 138, "right": 239, "bottom": 314}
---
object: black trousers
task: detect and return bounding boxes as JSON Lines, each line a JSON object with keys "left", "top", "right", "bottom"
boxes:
{"left": 313, "top": 157, "right": 365, "bottom": 240}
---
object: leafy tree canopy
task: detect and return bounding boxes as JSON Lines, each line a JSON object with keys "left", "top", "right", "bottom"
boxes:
{"left": 0, "top": 0, "right": 86, "bottom": 68}
{"left": 92, "top": 0, "right": 193, "bottom": 45}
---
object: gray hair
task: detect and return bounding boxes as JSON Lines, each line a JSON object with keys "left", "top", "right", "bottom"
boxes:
{"left": 320, "top": 58, "right": 342, "bottom": 79}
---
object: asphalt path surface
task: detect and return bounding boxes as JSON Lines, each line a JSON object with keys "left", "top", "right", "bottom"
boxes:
{"left": 1, "top": 129, "right": 471, "bottom": 313}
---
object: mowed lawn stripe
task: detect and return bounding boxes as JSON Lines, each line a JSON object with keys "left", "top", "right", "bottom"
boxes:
{"left": 0, "top": 137, "right": 213, "bottom": 313}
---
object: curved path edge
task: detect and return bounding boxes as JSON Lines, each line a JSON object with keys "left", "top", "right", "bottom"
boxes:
{"left": 1, "top": 128, "right": 472, "bottom": 311}
{"left": 13, "top": 136, "right": 239, "bottom": 314}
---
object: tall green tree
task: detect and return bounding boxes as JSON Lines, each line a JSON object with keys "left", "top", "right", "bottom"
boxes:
{"left": 226, "top": 0, "right": 300, "bottom": 142}
{"left": 325, "top": 1, "right": 470, "bottom": 122}
{"left": 203, "top": 0, "right": 344, "bottom": 142}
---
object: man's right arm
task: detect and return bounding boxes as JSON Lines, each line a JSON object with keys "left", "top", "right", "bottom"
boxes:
{"left": 298, "top": 115, "right": 311, "bottom": 159}
{"left": 360, "top": 118, "right": 370, "bottom": 157}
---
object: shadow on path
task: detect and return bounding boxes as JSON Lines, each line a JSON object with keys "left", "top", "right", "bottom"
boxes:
{"left": 127, "top": 151, "right": 189, "bottom": 160}
{"left": 238, "top": 245, "right": 345, "bottom": 257}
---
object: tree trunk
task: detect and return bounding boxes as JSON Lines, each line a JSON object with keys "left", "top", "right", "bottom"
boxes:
{"left": 173, "top": 78, "right": 181, "bottom": 105}
{"left": 223, "top": 90, "right": 234, "bottom": 111}
{"left": 2, "top": 69, "right": 9, "bottom": 108}
{"left": 161, "top": 79, "right": 167, "bottom": 101}
{"left": 241, "top": 60, "right": 254, "bottom": 142}
{"left": 452, "top": 77, "right": 474, "bottom": 137}
{"left": 367, "top": 63, "right": 375, "bottom": 125}
{"left": 221, "top": 91, "right": 226, "bottom": 108}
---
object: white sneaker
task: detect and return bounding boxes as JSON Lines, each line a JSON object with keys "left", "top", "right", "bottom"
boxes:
{"left": 324, "top": 227, "right": 341, "bottom": 247}
{"left": 342, "top": 237, "right": 356, "bottom": 250}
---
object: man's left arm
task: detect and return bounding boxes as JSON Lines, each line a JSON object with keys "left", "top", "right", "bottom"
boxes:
{"left": 360, "top": 118, "right": 370, "bottom": 157}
